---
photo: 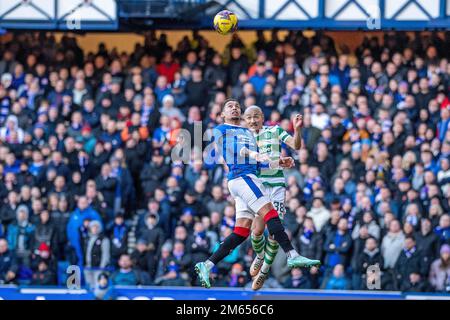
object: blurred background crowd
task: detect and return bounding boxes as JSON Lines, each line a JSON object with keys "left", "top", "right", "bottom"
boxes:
{"left": 0, "top": 30, "right": 449, "bottom": 293}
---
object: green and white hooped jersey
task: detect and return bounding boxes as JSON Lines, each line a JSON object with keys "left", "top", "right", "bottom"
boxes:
{"left": 254, "top": 125, "right": 291, "bottom": 187}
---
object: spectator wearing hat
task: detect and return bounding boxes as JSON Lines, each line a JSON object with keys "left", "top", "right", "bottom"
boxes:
{"left": 0, "top": 115, "right": 25, "bottom": 143}
{"left": 30, "top": 241, "right": 57, "bottom": 277}
{"left": 6, "top": 205, "right": 35, "bottom": 267}
{"left": 159, "top": 94, "right": 185, "bottom": 122}
{"left": 153, "top": 242, "right": 173, "bottom": 280}
{"left": 83, "top": 220, "right": 110, "bottom": 288}
{"left": 429, "top": 244, "right": 450, "bottom": 292}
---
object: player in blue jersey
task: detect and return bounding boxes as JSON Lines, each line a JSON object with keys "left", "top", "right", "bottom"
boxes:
{"left": 195, "top": 99, "right": 320, "bottom": 288}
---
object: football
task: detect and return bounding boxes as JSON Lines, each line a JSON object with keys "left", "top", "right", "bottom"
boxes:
{"left": 213, "top": 10, "right": 238, "bottom": 35}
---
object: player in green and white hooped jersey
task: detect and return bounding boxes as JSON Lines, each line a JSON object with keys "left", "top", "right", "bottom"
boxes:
{"left": 244, "top": 105, "right": 304, "bottom": 291}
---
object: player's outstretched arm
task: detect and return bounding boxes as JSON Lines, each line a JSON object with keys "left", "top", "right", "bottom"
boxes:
{"left": 285, "top": 114, "right": 303, "bottom": 150}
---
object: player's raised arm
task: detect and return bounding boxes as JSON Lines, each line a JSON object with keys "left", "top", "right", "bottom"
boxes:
{"left": 284, "top": 114, "right": 303, "bottom": 150}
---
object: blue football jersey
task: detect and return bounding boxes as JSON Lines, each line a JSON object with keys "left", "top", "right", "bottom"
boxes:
{"left": 212, "top": 123, "right": 260, "bottom": 180}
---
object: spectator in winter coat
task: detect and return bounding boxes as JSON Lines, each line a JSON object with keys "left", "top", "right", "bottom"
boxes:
{"left": 428, "top": 244, "right": 450, "bottom": 292}
{"left": 95, "top": 163, "right": 117, "bottom": 212}
{"left": 139, "top": 151, "right": 170, "bottom": 200}
{"left": 6, "top": 205, "right": 35, "bottom": 267}
{"left": 107, "top": 213, "right": 128, "bottom": 265}
{"left": 381, "top": 219, "right": 405, "bottom": 270}
{"left": 130, "top": 238, "right": 152, "bottom": 273}
{"left": 415, "top": 218, "right": 440, "bottom": 270}
{"left": 66, "top": 196, "right": 102, "bottom": 265}
{"left": 394, "top": 236, "right": 428, "bottom": 290}
{"left": 0, "top": 191, "right": 20, "bottom": 227}
{"left": 140, "top": 212, "right": 165, "bottom": 276}
{"left": 323, "top": 218, "right": 352, "bottom": 271}
{"left": 356, "top": 237, "right": 384, "bottom": 290}
{"left": 307, "top": 197, "right": 331, "bottom": 233}
{"left": 179, "top": 189, "right": 208, "bottom": 220}
{"left": 83, "top": 220, "right": 110, "bottom": 288}
{"left": 31, "top": 210, "right": 58, "bottom": 255}
{"left": 352, "top": 212, "right": 381, "bottom": 240}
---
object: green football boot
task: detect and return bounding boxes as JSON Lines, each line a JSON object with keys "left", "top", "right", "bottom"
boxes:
{"left": 287, "top": 255, "right": 321, "bottom": 269}
{"left": 194, "top": 262, "right": 211, "bottom": 289}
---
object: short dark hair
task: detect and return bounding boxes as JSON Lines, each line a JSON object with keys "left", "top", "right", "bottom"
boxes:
{"left": 222, "top": 98, "right": 240, "bottom": 110}
{"left": 366, "top": 236, "right": 378, "bottom": 245}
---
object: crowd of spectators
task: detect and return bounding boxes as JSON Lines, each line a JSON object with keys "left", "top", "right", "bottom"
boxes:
{"left": 0, "top": 30, "right": 449, "bottom": 293}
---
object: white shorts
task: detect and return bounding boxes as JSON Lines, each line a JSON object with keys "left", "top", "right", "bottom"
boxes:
{"left": 264, "top": 185, "right": 286, "bottom": 220}
{"left": 229, "top": 174, "right": 271, "bottom": 220}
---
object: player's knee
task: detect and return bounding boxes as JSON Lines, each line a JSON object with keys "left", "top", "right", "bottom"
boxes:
{"left": 257, "top": 202, "right": 274, "bottom": 216}
{"left": 252, "top": 220, "right": 265, "bottom": 236}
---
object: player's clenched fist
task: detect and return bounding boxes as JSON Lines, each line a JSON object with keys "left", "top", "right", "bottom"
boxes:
{"left": 293, "top": 114, "right": 303, "bottom": 130}
{"left": 279, "top": 156, "right": 295, "bottom": 168}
